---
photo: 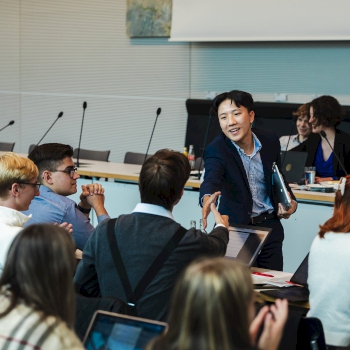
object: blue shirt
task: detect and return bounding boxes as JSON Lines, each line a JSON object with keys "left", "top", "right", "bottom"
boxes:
{"left": 231, "top": 133, "right": 274, "bottom": 217}
{"left": 22, "top": 185, "right": 109, "bottom": 250}
{"left": 315, "top": 142, "right": 336, "bottom": 179}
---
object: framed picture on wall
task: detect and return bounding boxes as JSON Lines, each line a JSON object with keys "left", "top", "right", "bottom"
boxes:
{"left": 126, "top": 0, "right": 172, "bottom": 37}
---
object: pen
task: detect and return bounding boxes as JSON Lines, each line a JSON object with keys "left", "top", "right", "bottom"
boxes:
{"left": 252, "top": 272, "right": 274, "bottom": 278}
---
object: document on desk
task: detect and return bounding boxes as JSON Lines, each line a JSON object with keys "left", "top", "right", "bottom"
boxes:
{"left": 251, "top": 268, "right": 293, "bottom": 287}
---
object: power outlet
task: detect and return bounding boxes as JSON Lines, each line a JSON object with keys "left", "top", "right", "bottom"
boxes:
{"left": 274, "top": 93, "right": 288, "bottom": 102}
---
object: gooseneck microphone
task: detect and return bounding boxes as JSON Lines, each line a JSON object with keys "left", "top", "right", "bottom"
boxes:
{"left": 144, "top": 108, "right": 161, "bottom": 164}
{"left": 76, "top": 101, "right": 87, "bottom": 167}
{"left": 0, "top": 120, "right": 15, "bottom": 133}
{"left": 281, "top": 117, "right": 297, "bottom": 167}
{"left": 320, "top": 130, "right": 348, "bottom": 175}
{"left": 197, "top": 114, "right": 212, "bottom": 180}
{"left": 36, "top": 112, "right": 63, "bottom": 145}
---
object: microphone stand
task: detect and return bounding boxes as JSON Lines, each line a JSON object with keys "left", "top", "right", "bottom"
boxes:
{"left": 37, "top": 112, "right": 63, "bottom": 145}
{"left": 197, "top": 114, "right": 212, "bottom": 180}
{"left": 281, "top": 118, "right": 297, "bottom": 167}
{"left": 76, "top": 102, "right": 87, "bottom": 167}
{"left": 320, "top": 131, "right": 348, "bottom": 175}
{"left": 144, "top": 108, "right": 161, "bottom": 164}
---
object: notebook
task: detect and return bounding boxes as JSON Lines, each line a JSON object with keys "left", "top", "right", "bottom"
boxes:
{"left": 225, "top": 225, "right": 271, "bottom": 267}
{"left": 260, "top": 254, "right": 309, "bottom": 302}
{"left": 280, "top": 151, "right": 308, "bottom": 183}
{"left": 84, "top": 311, "right": 168, "bottom": 350}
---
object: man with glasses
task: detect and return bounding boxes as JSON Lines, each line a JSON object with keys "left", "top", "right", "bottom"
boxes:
{"left": 23, "top": 143, "right": 110, "bottom": 250}
{"left": 0, "top": 152, "right": 40, "bottom": 274}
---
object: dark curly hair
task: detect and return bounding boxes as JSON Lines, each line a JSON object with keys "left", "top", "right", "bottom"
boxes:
{"left": 310, "top": 95, "right": 344, "bottom": 128}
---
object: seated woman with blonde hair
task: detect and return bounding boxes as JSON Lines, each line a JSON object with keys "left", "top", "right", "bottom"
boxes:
{"left": 0, "top": 224, "right": 84, "bottom": 349}
{"left": 147, "top": 257, "right": 288, "bottom": 350}
{"left": 308, "top": 175, "right": 350, "bottom": 348}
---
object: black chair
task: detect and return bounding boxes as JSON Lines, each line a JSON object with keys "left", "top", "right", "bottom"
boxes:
{"left": 75, "top": 294, "right": 130, "bottom": 341}
{"left": 195, "top": 156, "right": 204, "bottom": 171}
{"left": 28, "top": 144, "right": 36, "bottom": 154}
{"left": 124, "top": 152, "right": 152, "bottom": 165}
{"left": 0, "top": 142, "right": 15, "bottom": 151}
{"left": 73, "top": 148, "right": 110, "bottom": 162}
{"left": 296, "top": 317, "right": 327, "bottom": 350}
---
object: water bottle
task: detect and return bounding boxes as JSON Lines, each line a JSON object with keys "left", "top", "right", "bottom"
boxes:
{"left": 188, "top": 145, "right": 196, "bottom": 170}
{"left": 190, "top": 220, "right": 196, "bottom": 229}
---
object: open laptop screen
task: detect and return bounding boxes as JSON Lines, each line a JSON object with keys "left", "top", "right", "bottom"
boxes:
{"left": 84, "top": 311, "right": 167, "bottom": 350}
{"left": 225, "top": 225, "right": 271, "bottom": 267}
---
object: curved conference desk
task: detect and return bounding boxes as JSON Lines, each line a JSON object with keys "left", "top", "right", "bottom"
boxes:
{"left": 73, "top": 159, "right": 334, "bottom": 273}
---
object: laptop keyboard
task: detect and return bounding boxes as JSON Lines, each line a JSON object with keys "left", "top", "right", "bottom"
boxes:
{"left": 261, "top": 287, "right": 309, "bottom": 301}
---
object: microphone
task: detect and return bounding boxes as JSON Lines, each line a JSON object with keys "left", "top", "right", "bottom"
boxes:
{"left": 320, "top": 130, "right": 348, "bottom": 176}
{"left": 76, "top": 101, "right": 87, "bottom": 167}
{"left": 0, "top": 120, "right": 15, "bottom": 132}
{"left": 197, "top": 114, "right": 212, "bottom": 179}
{"left": 144, "top": 108, "right": 161, "bottom": 164}
{"left": 36, "top": 112, "right": 63, "bottom": 145}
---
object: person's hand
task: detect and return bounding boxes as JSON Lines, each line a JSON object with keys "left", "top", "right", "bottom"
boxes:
{"left": 79, "top": 184, "right": 108, "bottom": 217}
{"left": 315, "top": 176, "right": 333, "bottom": 183}
{"left": 55, "top": 222, "right": 73, "bottom": 234}
{"left": 256, "top": 299, "right": 288, "bottom": 350}
{"left": 210, "top": 203, "right": 229, "bottom": 229}
{"left": 250, "top": 305, "right": 269, "bottom": 345}
{"left": 278, "top": 192, "right": 297, "bottom": 219}
{"left": 201, "top": 191, "right": 221, "bottom": 229}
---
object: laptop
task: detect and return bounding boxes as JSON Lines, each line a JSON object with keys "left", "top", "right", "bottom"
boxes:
{"left": 280, "top": 151, "right": 308, "bottom": 183}
{"left": 225, "top": 225, "right": 271, "bottom": 267}
{"left": 260, "top": 254, "right": 309, "bottom": 302}
{"left": 84, "top": 311, "right": 168, "bottom": 350}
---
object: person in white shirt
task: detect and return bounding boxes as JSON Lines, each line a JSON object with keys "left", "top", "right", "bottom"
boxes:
{"left": 308, "top": 175, "right": 350, "bottom": 348}
{"left": 0, "top": 152, "right": 40, "bottom": 275}
{"left": 279, "top": 103, "right": 311, "bottom": 151}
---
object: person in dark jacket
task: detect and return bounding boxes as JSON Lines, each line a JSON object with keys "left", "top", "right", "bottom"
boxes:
{"left": 74, "top": 149, "right": 229, "bottom": 321}
{"left": 293, "top": 95, "right": 350, "bottom": 181}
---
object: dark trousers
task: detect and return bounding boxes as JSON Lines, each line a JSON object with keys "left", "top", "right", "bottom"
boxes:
{"left": 252, "top": 217, "right": 284, "bottom": 271}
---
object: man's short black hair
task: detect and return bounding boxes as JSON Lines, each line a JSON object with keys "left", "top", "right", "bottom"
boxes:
{"left": 28, "top": 143, "right": 73, "bottom": 183}
{"left": 210, "top": 90, "right": 254, "bottom": 118}
{"left": 139, "top": 149, "right": 191, "bottom": 210}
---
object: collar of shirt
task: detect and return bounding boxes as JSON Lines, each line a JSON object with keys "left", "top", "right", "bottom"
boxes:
{"left": 231, "top": 132, "right": 262, "bottom": 157}
{"left": 132, "top": 203, "right": 174, "bottom": 220}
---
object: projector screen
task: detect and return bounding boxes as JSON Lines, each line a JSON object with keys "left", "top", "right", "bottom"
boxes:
{"left": 170, "top": 0, "right": 350, "bottom": 42}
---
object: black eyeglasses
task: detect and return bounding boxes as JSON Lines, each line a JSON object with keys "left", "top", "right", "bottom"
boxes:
{"left": 18, "top": 182, "right": 41, "bottom": 191}
{"left": 52, "top": 167, "right": 78, "bottom": 178}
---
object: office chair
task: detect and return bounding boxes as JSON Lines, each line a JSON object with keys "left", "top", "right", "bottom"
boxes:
{"left": 195, "top": 156, "right": 204, "bottom": 171}
{"left": 296, "top": 317, "right": 327, "bottom": 350}
{"left": 123, "top": 152, "right": 152, "bottom": 165}
{"left": 28, "top": 144, "right": 36, "bottom": 154}
{"left": 0, "top": 142, "right": 15, "bottom": 152}
{"left": 73, "top": 148, "right": 110, "bottom": 162}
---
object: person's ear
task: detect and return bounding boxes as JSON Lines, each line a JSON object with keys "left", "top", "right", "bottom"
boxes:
{"left": 42, "top": 170, "right": 53, "bottom": 185}
{"left": 11, "top": 183, "right": 20, "bottom": 197}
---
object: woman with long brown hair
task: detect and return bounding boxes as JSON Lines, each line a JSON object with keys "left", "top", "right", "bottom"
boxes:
{"left": 308, "top": 175, "right": 350, "bottom": 348}
{"left": 0, "top": 224, "right": 84, "bottom": 349}
{"left": 147, "top": 257, "right": 287, "bottom": 350}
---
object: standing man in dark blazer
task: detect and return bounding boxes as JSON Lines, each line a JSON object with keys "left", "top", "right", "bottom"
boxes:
{"left": 200, "top": 90, "right": 297, "bottom": 271}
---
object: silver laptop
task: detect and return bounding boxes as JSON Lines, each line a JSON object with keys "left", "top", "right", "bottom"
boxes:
{"left": 225, "top": 225, "right": 271, "bottom": 267}
{"left": 84, "top": 311, "right": 168, "bottom": 350}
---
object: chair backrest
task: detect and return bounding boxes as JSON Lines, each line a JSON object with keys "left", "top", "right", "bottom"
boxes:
{"left": 28, "top": 144, "right": 36, "bottom": 154}
{"left": 296, "top": 317, "right": 327, "bottom": 350}
{"left": 0, "top": 142, "right": 15, "bottom": 152}
{"left": 75, "top": 294, "right": 130, "bottom": 341}
{"left": 124, "top": 152, "right": 152, "bottom": 165}
{"left": 195, "top": 156, "right": 204, "bottom": 170}
{"left": 73, "top": 148, "right": 110, "bottom": 162}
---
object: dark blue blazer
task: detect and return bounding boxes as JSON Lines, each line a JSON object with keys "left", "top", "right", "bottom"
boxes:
{"left": 199, "top": 128, "right": 296, "bottom": 226}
